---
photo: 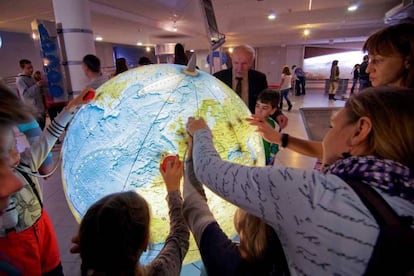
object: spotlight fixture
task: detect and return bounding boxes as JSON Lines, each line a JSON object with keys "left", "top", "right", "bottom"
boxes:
{"left": 347, "top": 4, "right": 358, "bottom": 11}
{"left": 146, "top": 46, "right": 151, "bottom": 52}
{"left": 95, "top": 36, "right": 103, "bottom": 41}
{"left": 136, "top": 42, "right": 143, "bottom": 46}
{"left": 268, "top": 12, "right": 276, "bottom": 20}
{"left": 171, "top": 13, "right": 179, "bottom": 32}
{"left": 303, "top": 29, "right": 310, "bottom": 36}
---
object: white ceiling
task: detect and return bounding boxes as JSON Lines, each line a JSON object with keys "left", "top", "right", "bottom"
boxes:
{"left": 0, "top": 0, "right": 405, "bottom": 50}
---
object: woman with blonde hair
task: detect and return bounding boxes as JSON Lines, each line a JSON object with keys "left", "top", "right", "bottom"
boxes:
{"left": 183, "top": 140, "right": 288, "bottom": 275}
{"left": 278, "top": 65, "right": 293, "bottom": 111}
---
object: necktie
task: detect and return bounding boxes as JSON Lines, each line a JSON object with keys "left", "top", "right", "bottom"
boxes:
{"left": 235, "top": 77, "right": 243, "bottom": 96}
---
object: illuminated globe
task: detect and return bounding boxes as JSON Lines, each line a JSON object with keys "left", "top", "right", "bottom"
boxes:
{"left": 62, "top": 64, "right": 265, "bottom": 265}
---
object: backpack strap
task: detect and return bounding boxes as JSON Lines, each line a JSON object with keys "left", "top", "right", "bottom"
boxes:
{"left": 17, "top": 164, "right": 43, "bottom": 208}
{"left": 346, "top": 178, "right": 414, "bottom": 276}
{"left": 346, "top": 179, "right": 404, "bottom": 226}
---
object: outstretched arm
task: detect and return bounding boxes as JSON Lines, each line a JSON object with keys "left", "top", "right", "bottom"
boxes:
{"left": 20, "top": 88, "right": 96, "bottom": 171}
{"left": 247, "top": 115, "right": 323, "bottom": 159}
{"left": 182, "top": 138, "right": 216, "bottom": 246}
{"left": 151, "top": 156, "right": 189, "bottom": 275}
{"left": 21, "top": 88, "right": 96, "bottom": 171}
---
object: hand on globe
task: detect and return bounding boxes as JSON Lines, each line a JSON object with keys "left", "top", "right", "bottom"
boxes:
{"left": 65, "top": 87, "right": 96, "bottom": 113}
{"left": 276, "top": 113, "right": 289, "bottom": 130}
{"left": 159, "top": 155, "right": 183, "bottom": 193}
{"left": 186, "top": 117, "right": 209, "bottom": 137}
{"left": 161, "top": 155, "right": 177, "bottom": 172}
{"left": 246, "top": 115, "right": 281, "bottom": 144}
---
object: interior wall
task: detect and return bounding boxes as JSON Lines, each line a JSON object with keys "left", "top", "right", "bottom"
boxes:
{"left": 2, "top": 29, "right": 361, "bottom": 90}
{"left": 256, "top": 45, "right": 304, "bottom": 85}
{"left": 0, "top": 31, "right": 43, "bottom": 79}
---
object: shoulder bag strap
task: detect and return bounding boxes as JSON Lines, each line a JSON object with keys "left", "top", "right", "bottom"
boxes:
{"left": 345, "top": 179, "right": 404, "bottom": 226}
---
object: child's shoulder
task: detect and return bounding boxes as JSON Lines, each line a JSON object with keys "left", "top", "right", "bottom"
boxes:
{"left": 266, "top": 117, "right": 277, "bottom": 128}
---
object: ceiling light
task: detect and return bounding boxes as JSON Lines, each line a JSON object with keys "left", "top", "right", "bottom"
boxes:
{"left": 190, "top": 49, "right": 195, "bottom": 52}
{"left": 136, "top": 42, "right": 143, "bottom": 46}
{"left": 348, "top": 4, "right": 358, "bottom": 11}
{"left": 95, "top": 36, "right": 103, "bottom": 41}
{"left": 228, "top": 47, "right": 234, "bottom": 53}
{"left": 268, "top": 13, "right": 276, "bottom": 20}
{"left": 303, "top": 29, "right": 310, "bottom": 36}
{"left": 146, "top": 46, "right": 151, "bottom": 52}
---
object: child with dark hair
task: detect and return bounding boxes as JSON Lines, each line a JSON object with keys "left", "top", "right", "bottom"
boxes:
{"left": 73, "top": 157, "right": 189, "bottom": 276}
{"left": 255, "top": 89, "right": 281, "bottom": 165}
{"left": 114, "top": 57, "right": 128, "bottom": 76}
{"left": 82, "top": 54, "right": 109, "bottom": 89}
{"left": 174, "top": 43, "right": 188, "bottom": 65}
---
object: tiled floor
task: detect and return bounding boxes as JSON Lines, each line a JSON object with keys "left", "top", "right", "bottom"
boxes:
{"left": 25, "top": 88, "right": 345, "bottom": 276}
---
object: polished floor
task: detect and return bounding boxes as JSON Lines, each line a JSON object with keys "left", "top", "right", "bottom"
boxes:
{"left": 21, "top": 88, "right": 346, "bottom": 276}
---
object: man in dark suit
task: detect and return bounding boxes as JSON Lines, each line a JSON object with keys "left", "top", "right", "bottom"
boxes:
{"left": 214, "top": 45, "right": 288, "bottom": 129}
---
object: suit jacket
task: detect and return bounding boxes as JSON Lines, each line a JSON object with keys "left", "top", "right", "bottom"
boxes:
{"left": 214, "top": 68, "right": 268, "bottom": 113}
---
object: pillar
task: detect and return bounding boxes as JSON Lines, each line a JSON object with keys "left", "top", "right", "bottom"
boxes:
{"left": 52, "top": 0, "right": 95, "bottom": 96}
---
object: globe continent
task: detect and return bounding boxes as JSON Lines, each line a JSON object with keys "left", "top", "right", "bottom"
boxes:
{"left": 62, "top": 64, "right": 265, "bottom": 264}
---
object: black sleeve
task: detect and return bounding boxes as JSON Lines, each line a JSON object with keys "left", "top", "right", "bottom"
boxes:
{"left": 199, "top": 222, "right": 242, "bottom": 276}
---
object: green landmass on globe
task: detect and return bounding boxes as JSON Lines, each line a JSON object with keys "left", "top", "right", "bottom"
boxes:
{"left": 62, "top": 64, "right": 265, "bottom": 265}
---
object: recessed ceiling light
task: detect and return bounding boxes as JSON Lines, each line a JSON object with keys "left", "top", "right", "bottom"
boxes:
{"left": 303, "top": 29, "right": 310, "bottom": 36}
{"left": 95, "top": 36, "right": 103, "bottom": 41}
{"left": 136, "top": 42, "right": 143, "bottom": 46}
{"left": 190, "top": 49, "right": 195, "bottom": 52}
{"left": 268, "top": 13, "right": 276, "bottom": 20}
{"left": 348, "top": 4, "right": 358, "bottom": 11}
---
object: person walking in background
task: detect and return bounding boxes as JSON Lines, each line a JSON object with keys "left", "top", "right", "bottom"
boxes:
{"left": 82, "top": 54, "right": 109, "bottom": 89}
{"left": 293, "top": 65, "right": 306, "bottom": 95}
{"left": 278, "top": 65, "right": 293, "bottom": 111}
{"left": 214, "top": 45, "right": 288, "bottom": 129}
{"left": 350, "top": 64, "right": 360, "bottom": 95}
{"left": 114, "top": 57, "right": 128, "bottom": 76}
{"left": 16, "top": 59, "right": 47, "bottom": 130}
{"left": 174, "top": 43, "right": 189, "bottom": 65}
{"left": 328, "top": 60, "right": 340, "bottom": 100}
{"left": 359, "top": 55, "right": 371, "bottom": 91}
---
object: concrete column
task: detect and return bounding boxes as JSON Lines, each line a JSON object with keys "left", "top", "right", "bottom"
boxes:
{"left": 52, "top": 0, "right": 95, "bottom": 96}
